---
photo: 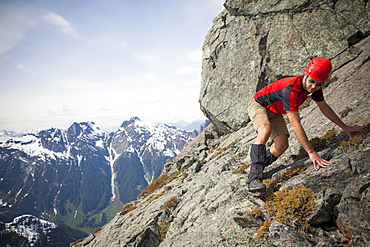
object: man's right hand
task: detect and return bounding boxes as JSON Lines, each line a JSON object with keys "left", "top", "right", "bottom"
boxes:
{"left": 308, "top": 151, "right": 331, "bottom": 170}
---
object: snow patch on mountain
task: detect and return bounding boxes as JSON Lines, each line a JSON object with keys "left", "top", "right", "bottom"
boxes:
{"left": 0, "top": 214, "right": 57, "bottom": 246}
{"left": 107, "top": 145, "right": 119, "bottom": 201}
{"left": 1, "top": 134, "right": 60, "bottom": 159}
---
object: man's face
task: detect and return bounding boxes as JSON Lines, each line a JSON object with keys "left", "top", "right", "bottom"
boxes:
{"left": 304, "top": 76, "right": 325, "bottom": 93}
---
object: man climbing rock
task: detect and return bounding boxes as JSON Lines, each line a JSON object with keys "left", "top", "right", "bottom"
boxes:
{"left": 247, "top": 57, "right": 366, "bottom": 193}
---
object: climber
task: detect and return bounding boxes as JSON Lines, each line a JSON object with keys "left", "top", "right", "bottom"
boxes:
{"left": 247, "top": 57, "right": 366, "bottom": 193}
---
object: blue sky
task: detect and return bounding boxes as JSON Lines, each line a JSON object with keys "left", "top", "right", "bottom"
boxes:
{"left": 0, "top": 0, "right": 225, "bottom": 132}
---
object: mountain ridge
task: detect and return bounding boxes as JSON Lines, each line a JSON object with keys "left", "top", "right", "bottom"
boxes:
{"left": 0, "top": 117, "right": 200, "bottom": 246}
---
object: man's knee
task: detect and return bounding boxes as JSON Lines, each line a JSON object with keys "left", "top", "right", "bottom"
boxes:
{"left": 273, "top": 135, "right": 289, "bottom": 154}
{"left": 255, "top": 124, "right": 272, "bottom": 144}
{"left": 278, "top": 141, "right": 289, "bottom": 152}
{"left": 257, "top": 124, "right": 271, "bottom": 136}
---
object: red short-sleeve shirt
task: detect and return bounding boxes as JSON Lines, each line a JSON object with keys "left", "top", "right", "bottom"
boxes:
{"left": 253, "top": 75, "right": 324, "bottom": 114}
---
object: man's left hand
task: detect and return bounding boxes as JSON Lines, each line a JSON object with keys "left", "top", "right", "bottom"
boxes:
{"left": 343, "top": 125, "right": 367, "bottom": 139}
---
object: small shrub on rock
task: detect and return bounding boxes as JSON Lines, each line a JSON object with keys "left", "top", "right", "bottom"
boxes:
{"left": 265, "top": 186, "right": 315, "bottom": 230}
{"left": 163, "top": 196, "right": 181, "bottom": 212}
{"left": 121, "top": 200, "right": 139, "bottom": 214}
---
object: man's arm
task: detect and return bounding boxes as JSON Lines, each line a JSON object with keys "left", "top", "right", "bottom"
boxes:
{"left": 315, "top": 100, "right": 366, "bottom": 139}
{"left": 286, "top": 110, "right": 331, "bottom": 170}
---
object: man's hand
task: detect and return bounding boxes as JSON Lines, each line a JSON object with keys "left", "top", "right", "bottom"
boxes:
{"left": 316, "top": 101, "right": 367, "bottom": 140}
{"left": 308, "top": 151, "right": 331, "bottom": 170}
{"left": 343, "top": 125, "right": 366, "bottom": 139}
{"left": 286, "top": 111, "right": 332, "bottom": 170}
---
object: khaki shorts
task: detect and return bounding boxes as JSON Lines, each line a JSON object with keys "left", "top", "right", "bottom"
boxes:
{"left": 248, "top": 99, "right": 289, "bottom": 141}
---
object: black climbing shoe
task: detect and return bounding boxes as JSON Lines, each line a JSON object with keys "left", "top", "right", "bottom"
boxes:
{"left": 248, "top": 179, "right": 266, "bottom": 193}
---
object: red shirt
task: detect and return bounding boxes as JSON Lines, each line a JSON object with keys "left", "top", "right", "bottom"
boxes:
{"left": 254, "top": 75, "right": 324, "bottom": 114}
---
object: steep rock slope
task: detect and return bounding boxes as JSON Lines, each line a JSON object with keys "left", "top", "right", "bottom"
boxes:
{"left": 74, "top": 0, "right": 370, "bottom": 246}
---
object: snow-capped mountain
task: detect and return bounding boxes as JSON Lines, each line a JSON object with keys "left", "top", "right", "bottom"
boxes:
{"left": 0, "top": 130, "right": 27, "bottom": 143}
{"left": 0, "top": 214, "right": 72, "bottom": 247}
{"left": 112, "top": 117, "right": 197, "bottom": 182}
{"left": 0, "top": 117, "right": 198, "bottom": 246}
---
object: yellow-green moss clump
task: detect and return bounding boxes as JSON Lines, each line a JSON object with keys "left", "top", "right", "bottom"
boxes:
{"left": 212, "top": 141, "right": 237, "bottom": 158}
{"left": 281, "top": 165, "right": 308, "bottom": 180}
{"left": 265, "top": 187, "right": 315, "bottom": 230}
{"left": 138, "top": 167, "right": 187, "bottom": 199}
{"left": 121, "top": 200, "right": 139, "bottom": 214}
{"left": 299, "top": 98, "right": 312, "bottom": 111}
{"left": 246, "top": 208, "right": 262, "bottom": 218}
{"left": 232, "top": 164, "right": 249, "bottom": 174}
{"left": 252, "top": 186, "right": 315, "bottom": 240}
{"left": 297, "top": 128, "right": 337, "bottom": 159}
{"left": 163, "top": 196, "right": 181, "bottom": 212}
{"left": 323, "top": 75, "right": 338, "bottom": 87}
{"left": 338, "top": 106, "right": 352, "bottom": 118}
{"left": 256, "top": 221, "right": 271, "bottom": 241}
{"left": 262, "top": 165, "right": 308, "bottom": 198}
{"left": 138, "top": 172, "right": 170, "bottom": 199}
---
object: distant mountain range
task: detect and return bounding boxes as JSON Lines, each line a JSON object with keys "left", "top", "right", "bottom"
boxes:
{"left": 0, "top": 117, "right": 205, "bottom": 246}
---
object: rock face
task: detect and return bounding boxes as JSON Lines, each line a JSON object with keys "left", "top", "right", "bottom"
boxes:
{"left": 199, "top": 0, "right": 369, "bottom": 135}
{"left": 72, "top": 1, "right": 370, "bottom": 246}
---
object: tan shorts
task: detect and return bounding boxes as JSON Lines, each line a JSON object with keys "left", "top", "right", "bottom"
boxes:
{"left": 248, "top": 99, "right": 289, "bottom": 141}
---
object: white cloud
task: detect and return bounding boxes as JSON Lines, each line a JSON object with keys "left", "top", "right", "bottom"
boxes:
{"left": 187, "top": 49, "right": 202, "bottom": 62}
{"left": 50, "top": 78, "right": 101, "bottom": 90}
{"left": 133, "top": 51, "right": 157, "bottom": 62}
{"left": 0, "top": 0, "right": 223, "bottom": 132}
{"left": 17, "top": 63, "right": 35, "bottom": 75}
{"left": 43, "top": 12, "right": 79, "bottom": 38}
{"left": 118, "top": 72, "right": 159, "bottom": 86}
{"left": 0, "top": 4, "right": 35, "bottom": 54}
{"left": 174, "top": 65, "right": 200, "bottom": 76}
{"left": 185, "top": 0, "right": 225, "bottom": 15}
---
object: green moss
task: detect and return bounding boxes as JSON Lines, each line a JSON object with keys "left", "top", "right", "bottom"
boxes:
{"left": 246, "top": 208, "right": 262, "bottom": 218}
{"left": 163, "top": 196, "right": 181, "bottom": 212}
{"left": 138, "top": 167, "right": 187, "bottom": 199}
{"left": 338, "top": 106, "right": 352, "bottom": 118}
{"left": 212, "top": 141, "right": 236, "bottom": 157}
{"left": 252, "top": 186, "right": 316, "bottom": 241}
{"left": 265, "top": 187, "right": 315, "bottom": 230}
{"left": 232, "top": 164, "right": 249, "bottom": 174}
{"left": 256, "top": 221, "right": 271, "bottom": 240}
{"left": 297, "top": 128, "right": 338, "bottom": 159}
{"left": 281, "top": 165, "right": 308, "bottom": 180}
{"left": 121, "top": 200, "right": 139, "bottom": 214}
{"left": 156, "top": 220, "right": 171, "bottom": 241}
{"left": 343, "top": 167, "right": 352, "bottom": 174}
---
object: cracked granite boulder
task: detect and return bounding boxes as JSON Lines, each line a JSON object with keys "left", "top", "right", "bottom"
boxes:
{"left": 199, "top": 0, "right": 370, "bottom": 135}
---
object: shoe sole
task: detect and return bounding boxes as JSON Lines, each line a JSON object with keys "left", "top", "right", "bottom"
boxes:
{"left": 248, "top": 187, "right": 266, "bottom": 193}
